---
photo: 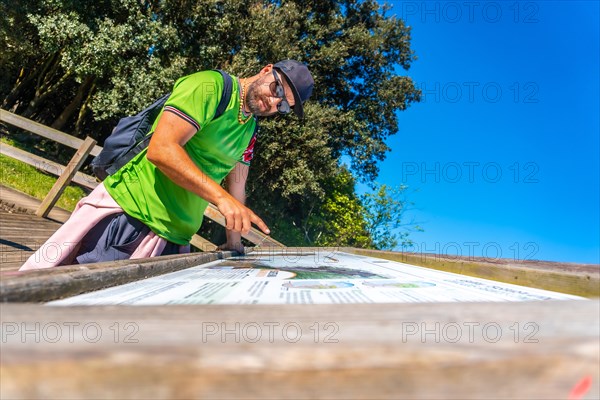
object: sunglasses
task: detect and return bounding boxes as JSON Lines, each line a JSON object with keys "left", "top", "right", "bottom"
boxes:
{"left": 270, "top": 70, "right": 291, "bottom": 115}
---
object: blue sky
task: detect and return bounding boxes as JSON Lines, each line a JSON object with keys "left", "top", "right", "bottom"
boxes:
{"left": 364, "top": 1, "right": 599, "bottom": 264}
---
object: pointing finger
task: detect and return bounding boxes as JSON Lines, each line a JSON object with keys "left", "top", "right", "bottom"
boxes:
{"left": 250, "top": 213, "right": 270, "bottom": 235}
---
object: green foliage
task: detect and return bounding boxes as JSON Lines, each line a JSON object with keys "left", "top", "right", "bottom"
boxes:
{"left": 362, "top": 183, "right": 423, "bottom": 250}
{"left": 1, "top": 0, "right": 422, "bottom": 248}
{"left": 310, "top": 167, "right": 372, "bottom": 248}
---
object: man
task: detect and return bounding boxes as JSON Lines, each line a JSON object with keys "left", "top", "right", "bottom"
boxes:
{"left": 20, "top": 60, "right": 314, "bottom": 270}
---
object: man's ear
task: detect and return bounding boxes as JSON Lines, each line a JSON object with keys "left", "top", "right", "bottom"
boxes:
{"left": 259, "top": 64, "right": 274, "bottom": 76}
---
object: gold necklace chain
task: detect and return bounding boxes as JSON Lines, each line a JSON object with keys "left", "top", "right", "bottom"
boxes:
{"left": 238, "top": 79, "right": 252, "bottom": 125}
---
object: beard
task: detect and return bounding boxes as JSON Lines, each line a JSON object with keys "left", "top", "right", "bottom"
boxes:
{"left": 245, "top": 79, "right": 274, "bottom": 117}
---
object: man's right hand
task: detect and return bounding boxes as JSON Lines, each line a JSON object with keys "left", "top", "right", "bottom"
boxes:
{"left": 216, "top": 196, "right": 270, "bottom": 236}
{"left": 148, "top": 112, "right": 270, "bottom": 236}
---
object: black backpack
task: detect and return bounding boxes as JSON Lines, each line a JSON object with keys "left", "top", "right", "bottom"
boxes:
{"left": 91, "top": 70, "right": 233, "bottom": 180}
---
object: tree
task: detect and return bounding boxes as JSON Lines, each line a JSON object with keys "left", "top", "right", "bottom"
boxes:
{"left": 310, "top": 167, "right": 373, "bottom": 248}
{"left": 1, "top": 0, "right": 185, "bottom": 132}
{"left": 1, "top": 0, "right": 422, "bottom": 247}
{"left": 362, "top": 183, "right": 423, "bottom": 250}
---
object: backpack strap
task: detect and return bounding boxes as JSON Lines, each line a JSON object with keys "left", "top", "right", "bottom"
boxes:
{"left": 213, "top": 69, "right": 233, "bottom": 120}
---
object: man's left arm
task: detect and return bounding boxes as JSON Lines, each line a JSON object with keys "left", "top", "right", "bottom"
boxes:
{"left": 219, "top": 162, "right": 250, "bottom": 253}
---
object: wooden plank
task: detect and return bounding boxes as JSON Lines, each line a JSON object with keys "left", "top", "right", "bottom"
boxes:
{"left": 0, "top": 242, "right": 60, "bottom": 253}
{"left": 204, "top": 203, "right": 285, "bottom": 247}
{"left": 0, "top": 213, "right": 62, "bottom": 223}
{"left": 0, "top": 216, "right": 62, "bottom": 228}
{"left": 0, "top": 210, "right": 62, "bottom": 272}
{"left": 0, "top": 262, "right": 29, "bottom": 272}
{"left": 1, "top": 241, "right": 48, "bottom": 252}
{"left": 0, "top": 255, "right": 33, "bottom": 272}
{"left": 0, "top": 251, "right": 34, "bottom": 262}
{"left": 0, "top": 144, "right": 99, "bottom": 190}
{"left": 0, "top": 109, "right": 102, "bottom": 156}
{"left": 346, "top": 248, "right": 600, "bottom": 298}
{"left": 0, "top": 300, "right": 598, "bottom": 399}
{"left": 0, "top": 186, "right": 72, "bottom": 222}
{"left": 0, "top": 228, "right": 55, "bottom": 237}
{"left": 0, "top": 251, "right": 236, "bottom": 302}
{"left": 36, "top": 137, "right": 96, "bottom": 218}
{"left": 0, "top": 232, "right": 58, "bottom": 242}
{"left": 0, "top": 232, "right": 62, "bottom": 241}
{"left": 0, "top": 229, "right": 62, "bottom": 238}
{"left": 0, "top": 223, "right": 61, "bottom": 233}
{"left": 190, "top": 234, "right": 218, "bottom": 252}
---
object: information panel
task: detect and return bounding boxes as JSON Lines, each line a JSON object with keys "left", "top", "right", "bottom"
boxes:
{"left": 49, "top": 251, "right": 583, "bottom": 305}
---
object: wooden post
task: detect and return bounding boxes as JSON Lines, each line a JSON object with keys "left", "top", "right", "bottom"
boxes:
{"left": 36, "top": 136, "right": 97, "bottom": 218}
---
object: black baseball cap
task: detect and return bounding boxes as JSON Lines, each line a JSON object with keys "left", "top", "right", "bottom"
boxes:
{"left": 273, "top": 60, "right": 314, "bottom": 118}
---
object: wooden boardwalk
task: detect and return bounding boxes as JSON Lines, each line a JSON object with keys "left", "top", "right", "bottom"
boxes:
{"left": 0, "top": 185, "right": 72, "bottom": 272}
{"left": 0, "top": 211, "right": 62, "bottom": 272}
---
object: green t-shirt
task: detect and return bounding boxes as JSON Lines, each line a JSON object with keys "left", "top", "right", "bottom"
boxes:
{"left": 104, "top": 70, "right": 257, "bottom": 245}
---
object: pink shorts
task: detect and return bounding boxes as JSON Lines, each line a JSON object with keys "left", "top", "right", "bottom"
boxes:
{"left": 20, "top": 183, "right": 189, "bottom": 271}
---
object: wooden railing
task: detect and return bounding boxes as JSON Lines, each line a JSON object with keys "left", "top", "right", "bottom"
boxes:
{"left": 0, "top": 109, "right": 283, "bottom": 251}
